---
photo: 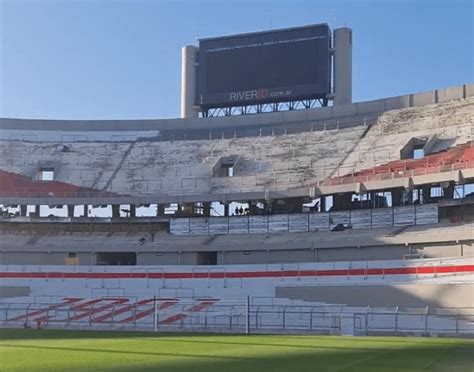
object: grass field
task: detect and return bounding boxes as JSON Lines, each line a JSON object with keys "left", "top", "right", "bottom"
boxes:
{"left": 0, "top": 329, "right": 473, "bottom": 371}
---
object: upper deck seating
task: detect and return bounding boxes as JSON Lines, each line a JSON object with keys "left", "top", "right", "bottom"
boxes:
{"left": 327, "top": 141, "right": 473, "bottom": 185}
{"left": 0, "top": 97, "right": 472, "bottom": 197}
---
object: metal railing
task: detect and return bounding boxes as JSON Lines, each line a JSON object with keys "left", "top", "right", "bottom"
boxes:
{"left": 1, "top": 299, "right": 473, "bottom": 336}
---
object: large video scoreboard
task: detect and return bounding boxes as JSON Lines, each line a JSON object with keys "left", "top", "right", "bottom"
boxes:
{"left": 197, "top": 24, "right": 331, "bottom": 110}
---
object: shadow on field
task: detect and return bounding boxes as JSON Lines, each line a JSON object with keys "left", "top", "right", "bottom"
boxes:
{"left": 1, "top": 340, "right": 473, "bottom": 372}
{"left": 0, "top": 328, "right": 165, "bottom": 341}
{"left": 0, "top": 328, "right": 470, "bottom": 347}
{"left": 1, "top": 329, "right": 474, "bottom": 372}
{"left": 136, "top": 335, "right": 472, "bottom": 349}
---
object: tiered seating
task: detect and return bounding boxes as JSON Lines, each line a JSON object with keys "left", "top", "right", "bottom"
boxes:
{"left": 0, "top": 169, "right": 118, "bottom": 197}
{"left": 0, "top": 97, "right": 472, "bottom": 196}
{"left": 7, "top": 297, "right": 81, "bottom": 322}
{"left": 328, "top": 141, "right": 473, "bottom": 185}
{"left": 329, "top": 97, "right": 473, "bottom": 180}
{"left": 4, "top": 297, "right": 219, "bottom": 327}
{"left": 157, "top": 299, "right": 218, "bottom": 325}
{"left": 93, "top": 298, "right": 154, "bottom": 323}
{"left": 0, "top": 219, "right": 472, "bottom": 252}
{"left": 0, "top": 126, "right": 366, "bottom": 195}
{"left": 118, "top": 300, "right": 178, "bottom": 323}
{"left": 2, "top": 291, "right": 473, "bottom": 335}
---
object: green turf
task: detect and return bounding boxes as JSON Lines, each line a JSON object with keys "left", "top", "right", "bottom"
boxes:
{"left": 0, "top": 329, "right": 473, "bottom": 372}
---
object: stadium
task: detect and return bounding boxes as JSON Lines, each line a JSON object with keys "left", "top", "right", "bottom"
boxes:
{"left": 1, "top": 4, "right": 473, "bottom": 372}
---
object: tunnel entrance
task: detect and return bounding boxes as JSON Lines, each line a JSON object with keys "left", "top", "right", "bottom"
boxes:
{"left": 96, "top": 252, "right": 137, "bottom": 266}
{"left": 197, "top": 251, "right": 218, "bottom": 265}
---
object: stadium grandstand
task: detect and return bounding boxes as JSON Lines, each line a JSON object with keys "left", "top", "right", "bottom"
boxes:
{"left": 1, "top": 83, "right": 473, "bottom": 337}
{"left": 0, "top": 21, "right": 473, "bottom": 344}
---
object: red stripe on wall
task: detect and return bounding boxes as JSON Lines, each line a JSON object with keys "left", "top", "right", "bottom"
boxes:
{"left": 0, "top": 264, "right": 473, "bottom": 280}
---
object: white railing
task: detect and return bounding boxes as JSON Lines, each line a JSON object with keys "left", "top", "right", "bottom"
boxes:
{"left": 1, "top": 298, "right": 473, "bottom": 336}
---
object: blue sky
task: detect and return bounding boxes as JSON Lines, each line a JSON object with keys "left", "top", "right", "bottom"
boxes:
{"left": 0, "top": 0, "right": 472, "bottom": 120}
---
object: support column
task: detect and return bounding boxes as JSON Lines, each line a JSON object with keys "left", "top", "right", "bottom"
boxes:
{"left": 333, "top": 193, "right": 351, "bottom": 211}
{"left": 82, "top": 205, "right": 89, "bottom": 218}
{"left": 129, "top": 204, "right": 136, "bottom": 218}
{"left": 157, "top": 204, "right": 165, "bottom": 216}
{"left": 320, "top": 197, "right": 326, "bottom": 212}
{"left": 405, "top": 189, "right": 413, "bottom": 205}
{"left": 67, "top": 205, "right": 75, "bottom": 218}
{"left": 370, "top": 192, "right": 376, "bottom": 208}
{"left": 112, "top": 205, "right": 120, "bottom": 218}
{"left": 221, "top": 250, "right": 225, "bottom": 265}
{"left": 442, "top": 181, "right": 455, "bottom": 199}
{"left": 333, "top": 27, "right": 353, "bottom": 106}
{"left": 223, "top": 203, "right": 230, "bottom": 217}
{"left": 392, "top": 188, "right": 403, "bottom": 207}
{"left": 248, "top": 201, "right": 257, "bottom": 215}
{"left": 203, "top": 202, "right": 211, "bottom": 217}
{"left": 422, "top": 186, "right": 431, "bottom": 204}
{"left": 20, "top": 205, "right": 27, "bottom": 217}
{"left": 180, "top": 45, "right": 199, "bottom": 118}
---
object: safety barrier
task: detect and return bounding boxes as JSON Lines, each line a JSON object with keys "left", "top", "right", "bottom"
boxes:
{"left": 1, "top": 298, "right": 473, "bottom": 336}
{"left": 170, "top": 204, "right": 439, "bottom": 235}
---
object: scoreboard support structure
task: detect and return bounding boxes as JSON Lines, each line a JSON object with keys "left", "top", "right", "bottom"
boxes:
{"left": 180, "top": 45, "right": 200, "bottom": 119}
{"left": 333, "top": 27, "right": 352, "bottom": 107}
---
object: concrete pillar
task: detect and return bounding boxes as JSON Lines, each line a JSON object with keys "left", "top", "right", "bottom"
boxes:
{"left": 333, "top": 193, "right": 351, "bottom": 211}
{"left": 180, "top": 45, "right": 199, "bottom": 118}
{"left": 320, "top": 197, "right": 326, "bottom": 212}
{"left": 67, "top": 205, "right": 75, "bottom": 218}
{"left": 82, "top": 205, "right": 88, "bottom": 218}
{"left": 333, "top": 27, "right": 352, "bottom": 106}
{"left": 370, "top": 192, "right": 377, "bottom": 208}
{"left": 407, "top": 190, "right": 414, "bottom": 205}
{"left": 129, "top": 204, "right": 136, "bottom": 218}
{"left": 20, "top": 205, "right": 27, "bottom": 217}
{"left": 392, "top": 188, "right": 403, "bottom": 207}
{"left": 112, "top": 205, "right": 120, "bottom": 218}
{"left": 422, "top": 186, "right": 431, "bottom": 204}
{"left": 223, "top": 203, "right": 230, "bottom": 217}
{"left": 157, "top": 204, "right": 165, "bottom": 216}
{"left": 203, "top": 202, "right": 211, "bottom": 217}
{"left": 248, "top": 202, "right": 257, "bottom": 215}
{"left": 443, "top": 182, "right": 455, "bottom": 199}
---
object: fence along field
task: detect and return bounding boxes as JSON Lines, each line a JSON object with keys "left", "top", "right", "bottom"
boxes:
{"left": 2, "top": 297, "right": 474, "bottom": 337}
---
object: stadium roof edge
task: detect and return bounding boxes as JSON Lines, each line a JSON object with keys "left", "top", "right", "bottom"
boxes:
{"left": 0, "top": 83, "right": 472, "bottom": 134}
